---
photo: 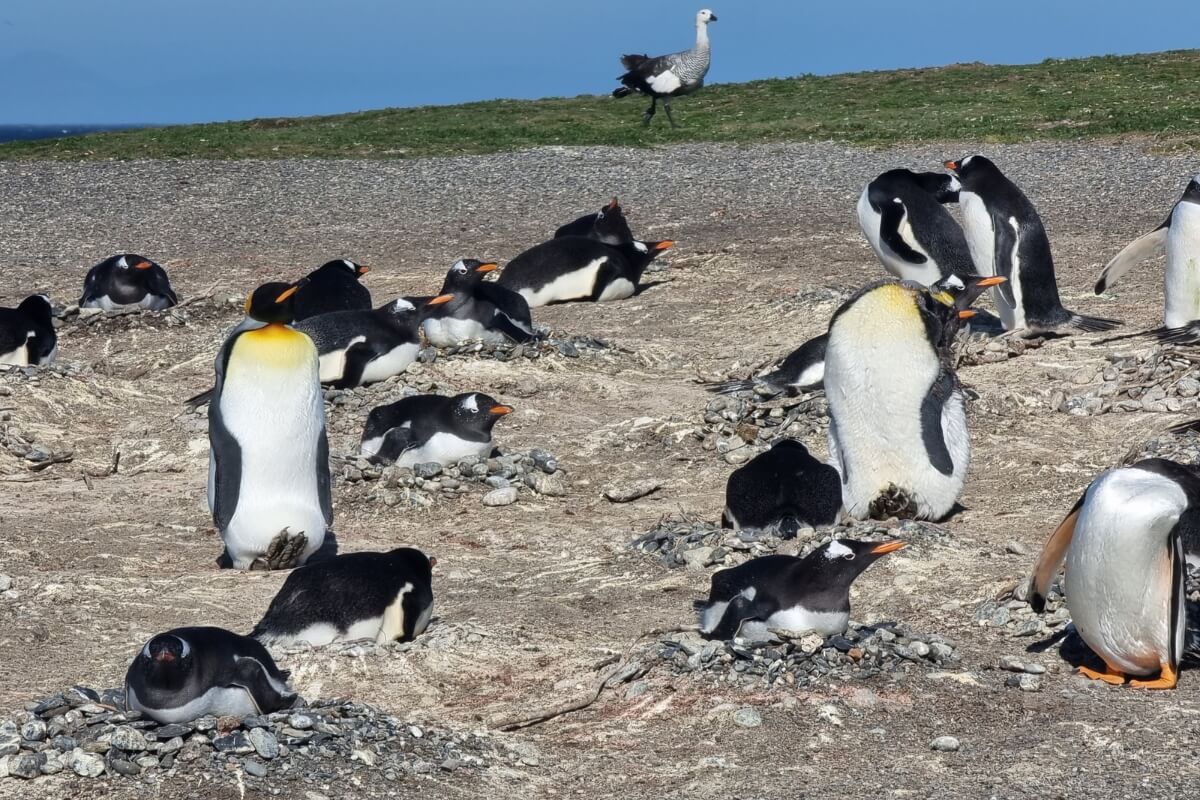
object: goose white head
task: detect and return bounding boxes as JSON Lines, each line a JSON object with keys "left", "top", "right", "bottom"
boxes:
{"left": 697, "top": 9, "right": 717, "bottom": 24}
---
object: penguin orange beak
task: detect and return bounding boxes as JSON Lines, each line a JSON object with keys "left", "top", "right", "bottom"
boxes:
{"left": 870, "top": 540, "right": 907, "bottom": 555}
{"left": 274, "top": 285, "right": 300, "bottom": 303}
{"left": 154, "top": 651, "right": 177, "bottom": 663}
{"left": 356, "top": 264, "right": 371, "bottom": 276}
{"left": 133, "top": 260, "right": 153, "bottom": 270}
{"left": 475, "top": 263, "right": 499, "bottom": 273}
{"left": 975, "top": 276, "right": 1006, "bottom": 287}
{"left": 489, "top": 405, "right": 514, "bottom": 416}
{"left": 607, "top": 197, "right": 620, "bottom": 210}
{"left": 427, "top": 293, "right": 455, "bottom": 306}
{"left": 654, "top": 240, "right": 675, "bottom": 251}
{"left": 958, "top": 309, "right": 977, "bottom": 320}
{"left": 944, "top": 160, "right": 959, "bottom": 171}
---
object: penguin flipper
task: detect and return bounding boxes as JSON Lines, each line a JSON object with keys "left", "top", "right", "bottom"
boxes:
{"left": 878, "top": 200, "right": 928, "bottom": 264}
{"left": 1029, "top": 494, "right": 1085, "bottom": 613}
{"left": 708, "top": 595, "right": 779, "bottom": 641}
{"left": 209, "top": 404, "right": 242, "bottom": 533}
{"left": 333, "top": 342, "right": 376, "bottom": 389}
{"left": 489, "top": 308, "right": 538, "bottom": 344}
{"left": 1168, "top": 526, "right": 1185, "bottom": 673}
{"left": 317, "top": 429, "right": 333, "bottom": 526}
{"left": 918, "top": 370, "right": 956, "bottom": 477}
{"left": 229, "top": 656, "right": 295, "bottom": 713}
{"left": 1094, "top": 226, "right": 1168, "bottom": 294}
{"left": 991, "top": 212, "right": 1020, "bottom": 308}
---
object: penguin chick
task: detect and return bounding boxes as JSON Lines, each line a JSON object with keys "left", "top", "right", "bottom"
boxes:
{"left": 252, "top": 548, "right": 436, "bottom": 647}
{"left": 554, "top": 197, "right": 635, "bottom": 245}
{"left": 722, "top": 439, "right": 842, "bottom": 537}
{"left": 421, "top": 259, "right": 538, "bottom": 347}
{"left": 291, "top": 259, "right": 372, "bottom": 320}
{"left": 294, "top": 297, "right": 425, "bottom": 388}
{"left": 0, "top": 294, "right": 56, "bottom": 366}
{"left": 360, "top": 391, "right": 513, "bottom": 466}
{"left": 79, "top": 254, "right": 178, "bottom": 311}
{"left": 497, "top": 237, "right": 674, "bottom": 307}
{"left": 696, "top": 539, "right": 906, "bottom": 641}
{"left": 709, "top": 333, "right": 827, "bottom": 396}
{"left": 1029, "top": 459, "right": 1200, "bottom": 689}
{"left": 125, "top": 626, "right": 295, "bottom": 723}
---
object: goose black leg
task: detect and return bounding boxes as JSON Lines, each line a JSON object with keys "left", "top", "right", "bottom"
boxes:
{"left": 642, "top": 97, "right": 657, "bottom": 126}
{"left": 663, "top": 98, "right": 678, "bottom": 129}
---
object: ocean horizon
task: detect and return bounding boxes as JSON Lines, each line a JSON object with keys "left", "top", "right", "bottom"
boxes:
{"left": 0, "top": 124, "right": 147, "bottom": 144}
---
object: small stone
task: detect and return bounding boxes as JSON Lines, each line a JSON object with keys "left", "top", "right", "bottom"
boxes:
{"left": 1018, "top": 674, "right": 1042, "bottom": 692}
{"left": 732, "top": 708, "right": 761, "bottom": 728}
{"left": 243, "top": 759, "right": 269, "bottom": 777}
{"left": 155, "top": 723, "right": 192, "bottom": 738}
{"left": 930, "top": 735, "right": 960, "bottom": 752}
{"left": 158, "top": 736, "right": 184, "bottom": 755}
{"left": 248, "top": 727, "right": 279, "bottom": 759}
{"left": 603, "top": 480, "right": 662, "bottom": 503}
{"left": 40, "top": 753, "right": 63, "bottom": 775}
{"left": 212, "top": 731, "right": 254, "bottom": 754}
{"left": 440, "top": 757, "right": 461, "bottom": 771}
{"left": 9, "top": 752, "right": 43, "bottom": 779}
{"left": 134, "top": 754, "right": 159, "bottom": 770}
{"left": 998, "top": 655, "right": 1025, "bottom": 672}
{"left": 482, "top": 487, "right": 518, "bottom": 507}
{"left": 413, "top": 462, "right": 442, "bottom": 478}
{"left": 1004, "top": 541, "right": 1030, "bottom": 556}
{"left": 287, "top": 713, "right": 314, "bottom": 730}
{"left": 909, "top": 641, "right": 931, "bottom": 658}
{"left": 526, "top": 471, "right": 567, "bottom": 497}
{"left": 20, "top": 719, "right": 47, "bottom": 741}
{"left": 1023, "top": 663, "right": 1047, "bottom": 675}
{"left": 109, "top": 726, "right": 148, "bottom": 751}
{"left": 71, "top": 751, "right": 105, "bottom": 778}
{"left": 680, "top": 547, "right": 715, "bottom": 570}
{"left": 0, "top": 575, "right": 10, "bottom": 591}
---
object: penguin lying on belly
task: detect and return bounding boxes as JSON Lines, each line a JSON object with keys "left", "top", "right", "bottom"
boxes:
{"left": 421, "top": 259, "right": 538, "bottom": 347}
{"left": 291, "top": 259, "right": 373, "bottom": 321}
{"left": 0, "top": 294, "right": 56, "bottom": 366}
{"left": 80, "top": 254, "right": 177, "bottom": 311}
{"left": 554, "top": 197, "right": 635, "bottom": 245}
{"left": 497, "top": 236, "right": 674, "bottom": 307}
{"left": 709, "top": 332, "right": 828, "bottom": 397}
{"left": 722, "top": 439, "right": 842, "bottom": 537}
{"left": 361, "top": 391, "right": 513, "bottom": 466}
{"left": 252, "top": 548, "right": 436, "bottom": 647}
{"left": 1030, "top": 459, "right": 1200, "bottom": 689}
{"left": 696, "top": 539, "right": 906, "bottom": 641}
{"left": 294, "top": 297, "right": 433, "bottom": 388}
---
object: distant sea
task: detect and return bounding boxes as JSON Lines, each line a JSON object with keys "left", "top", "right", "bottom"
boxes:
{"left": 0, "top": 124, "right": 147, "bottom": 144}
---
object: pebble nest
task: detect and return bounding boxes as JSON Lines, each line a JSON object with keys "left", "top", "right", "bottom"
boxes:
{"left": 1122, "top": 421, "right": 1200, "bottom": 465}
{"left": 1051, "top": 344, "right": 1200, "bottom": 416}
{"left": 415, "top": 334, "right": 625, "bottom": 364}
{"left": 694, "top": 392, "right": 829, "bottom": 466}
{"left": 953, "top": 330, "right": 1046, "bottom": 367}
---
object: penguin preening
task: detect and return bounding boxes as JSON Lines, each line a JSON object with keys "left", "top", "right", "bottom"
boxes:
{"left": 0, "top": 294, "right": 55, "bottom": 366}
{"left": 209, "top": 281, "right": 332, "bottom": 570}
{"left": 292, "top": 259, "right": 372, "bottom": 321}
{"left": 1029, "top": 459, "right": 1200, "bottom": 689}
{"left": 360, "top": 391, "right": 513, "bottom": 466}
{"left": 824, "top": 277, "right": 1003, "bottom": 521}
{"left": 696, "top": 539, "right": 906, "bottom": 641}
{"left": 709, "top": 332, "right": 828, "bottom": 397}
{"left": 555, "top": 197, "right": 635, "bottom": 245}
{"left": 944, "top": 156, "right": 1120, "bottom": 335}
{"left": 421, "top": 260, "right": 538, "bottom": 347}
{"left": 294, "top": 297, "right": 428, "bottom": 388}
{"left": 79, "top": 254, "right": 178, "bottom": 311}
{"left": 722, "top": 439, "right": 842, "bottom": 537}
{"left": 252, "top": 548, "right": 436, "bottom": 647}
{"left": 125, "top": 627, "right": 295, "bottom": 723}
{"left": 1094, "top": 175, "right": 1200, "bottom": 343}
{"left": 497, "top": 237, "right": 674, "bottom": 307}
{"left": 613, "top": 9, "right": 716, "bottom": 128}
{"left": 857, "top": 169, "right": 977, "bottom": 287}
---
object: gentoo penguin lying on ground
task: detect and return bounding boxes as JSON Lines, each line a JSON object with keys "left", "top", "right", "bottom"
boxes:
{"left": 291, "top": 259, "right": 372, "bottom": 321}
{"left": 1094, "top": 175, "right": 1200, "bottom": 343}
{"left": 722, "top": 439, "right": 841, "bottom": 537}
{"left": 209, "top": 281, "right": 332, "bottom": 570}
{"left": 1030, "top": 459, "right": 1200, "bottom": 689}
{"left": 825, "top": 276, "right": 1004, "bottom": 521}
{"left": 361, "top": 391, "right": 513, "bottom": 466}
{"left": 497, "top": 236, "right": 674, "bottom": 307}
{"left": 696, "top": 539, "right": 906, "bottom": 641}
{"left": 857, "top": 169, "right": 977, "bottom": 287}
{"left": 252, "top": 548, "right": 436, "bottom": 647}
{"left": 125, "top": 627, "right": 296, "bottom": 723}
{"left": 710, "top": 332, "right": 828, "bottom": 396}
{"left": 944, "top": 156, "right": 1120, "bottom": 335}
{"left": 554, "top": 197, "right": 635, "bottom": 245}
{"left": 79, "top": 254, "right": 177, "bottom": 311}
{"left": 0, "top": 294, "right": 55, "bottom": 366}
{"left": 421, "top": 259, "right": 538, "bottom": 347}
{"left": 294, "top": 297, "right": 430, "bottom": 388}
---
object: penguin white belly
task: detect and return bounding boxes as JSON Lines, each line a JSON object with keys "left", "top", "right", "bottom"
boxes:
{"left": 596, "top": 278, "right": 636, "bottom": 302}
{"left": 422, "top": 317, "right": 507, "bottom": 347}
{"left": 517, "top": 257, "right": 608, "bottom": 307}
{"left": 82, "top": 295, "right": 123, "bottom": 311}
{"left": 140, "top": 294, "right": 172, "bottom": 310}
{"left": 359, "top": 342, "right": 419, "bottom": 383}
{"left": 757, "top": 606, "right": 848, "bottom": 636}
{"left": 217, "top": 333, "right": 326, "bottom": 569}
{"left": 857, "top": 191, "right": 941, "bottom": 286}
{"left": 1065, "top": 469, "right": 1183, "bottom": 676}
{"left": 793, "top": 360, "right": 824, "bottom": 389}
{"left": 316, "top": 335, "right": 366, "bottom": 382}
{"left": 377, "top": 582, "right": 414, "bottom": 642}
{"left": 397, "top": 432, "right": 491, "bottom": 468}
{"left": 0, "top": 341, "right": 30, "bottom": 366}
{"left": 127, "top": 684, "right": 258, "bottom": 724}
{"left": 1164, "top": 205, "right": 1200, "bottom": 327}
{"left": 957, "top": 190, "right": 1021, "bottom": 326}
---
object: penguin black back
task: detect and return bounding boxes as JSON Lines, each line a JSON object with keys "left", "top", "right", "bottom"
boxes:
{"left": 723, "top": 439, "right": 841, "bottom": 536}
{"left": 292, "top": 259, "right": 372, "bottom": 320}
{"left": 497, "top": 236, "right": 674, "bottom": 306}
{"left": 554, "top": 197, "right": 635, "bottom": 245}
{"left": 0, "top": 294, "right": 56, "bottom": 365}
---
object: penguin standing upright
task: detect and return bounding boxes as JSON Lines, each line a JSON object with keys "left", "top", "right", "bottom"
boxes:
{"left": 722, "top": 439, "right": 842, "bottom": 536}
{"left": 291, "top": 259, "right": 372, "bottom": 320}
{"left": 696, "top": 539, "right": 906, "bottom": 640}
{"left": 554, "top": 197, "right": 635, "bottom": 245}
{"left": 252, "top": 548, "right": 436, "bottom": 647}
{"left": 208, "top": 281, "right": 332, "bottom": 570}
{"left": 824, "top": 277, "right": 1001, "bottom": 520}
{"left": 360, "top": 391, "right": 512, "bottom": 466}
{"left": 125, "top": 626, "right": 295, "bottom": 723}
{"left": 79, "top": 254, "right": 177, "bottom": 311}
{"left": 294, "top": 297, "right": 431, "bottom": 388}
{"left": 1094, "top": 175, "right": 1200, "bottom": 341}
{"left": 421, "top": 260, "right": 538, "bottom": 347}
{"left": 1029, "top": 459, "right": 1200, "bottom": 689}
{"left": 0, "top": 294, "right": 55, "bottom": 366}
{"left": 857, "top": 169, "right": 977, "bottom": 286}
{"left": 944, "top": 156, "right": 1120, "bottom": 335}
{"left": 497, "top": 237, "right": 674, "bottom": 307}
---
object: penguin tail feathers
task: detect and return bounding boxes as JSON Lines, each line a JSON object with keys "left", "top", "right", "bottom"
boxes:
{"left": 1151, "top": 324, "right": 1200, "bottom": 346}
{"left": 612, "top": 87, "right": 634, "bottom": 99}
{"left": 708, "top": 378, "right": 754, "bottom": 395}
{"left": 1184, "top": 600, "right": 1200, "bottom": 666}
{"left": 1069, "top": 313, "right": 1122, "bottom": 334}
{"left": 1166, "top": 418, "right": 1200, "bottom": 436}
{"left": 184, "top": 387, "right": 215, "bottom": 408}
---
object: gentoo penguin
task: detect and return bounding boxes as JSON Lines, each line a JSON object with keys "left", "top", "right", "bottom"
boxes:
{"left": 722, "top": 439, "right": 842, "bottom": 537}
{"left": 421, "top": 259, "right": 538, "bottom": 347}
{"left": 292, "top": 259, "right": 372, "bottom": 320}
{"left": 497, "top": 237, "right": 674, "bottom": 307}
{"left": 696, "top": 539, "right": 906, "bottom": 640}
{"left": 125, "top": 626, "right": 295, "bottom": 723}
{"left": 294, "top": 297, "right": 430, "bottom": 388}
{"left": 857, "top": 169, "right": 977, "bottom": 287}
{"left": 360, "top": 391, "right": 513, "bottom": 466}
{"left": 79, "top": 254, "right": 177, "bottom": 311}
{"left": 554, "top": 197, "right": 635, "bottom": 245}
{"left": 944, "top": 156, "right": 1120, "bottom": 335}
{"left": 1029, "top": 459, "right": 1200, "bottom": 689}
{"left": 824, "top": 277, "right": 1001, "bottom": 520}
{"left": 1094, "top": 175, "right": 1200, "bottom": 341}
{"left": 209, "top": 281, "right": 332, "bottom": 570}
{"left": 0, "top": 295, "right": 56, "bottom": 366}
{"left": 252, "top": 548, "right": 436, "bottom": 647}
{"left": 710, "top": 332, "right": 828, "bottom": 396}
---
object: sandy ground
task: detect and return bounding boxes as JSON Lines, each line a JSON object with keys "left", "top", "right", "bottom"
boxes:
{"left": 0, "top": 140, "right": 1198, "bottom": 799}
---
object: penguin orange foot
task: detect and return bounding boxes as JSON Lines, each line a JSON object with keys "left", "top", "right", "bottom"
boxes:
{"left": 1077, "top": 664, "right": 1125, "bottom": 685}
{"left": 251, "top": 528, "right": 309, "bottom": 571}
{"left": 1130, "top": 663, "right": 1178, "bottom": 690}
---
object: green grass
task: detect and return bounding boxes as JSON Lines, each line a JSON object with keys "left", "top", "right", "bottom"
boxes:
{"left": 5, "top": 50, "right": 1200, "bottom": 160}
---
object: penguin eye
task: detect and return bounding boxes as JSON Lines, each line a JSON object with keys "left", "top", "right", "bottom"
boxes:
{"left": 842, "top": 553, "right": 855, "bottom": 561}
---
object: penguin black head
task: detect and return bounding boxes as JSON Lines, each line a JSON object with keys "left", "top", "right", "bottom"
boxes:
{"left": 447, "top": 392, "right": 512, "bottom": 434}
{"left": 319, "top": 259, "right": 370, "bottom": 280}
{"left": 111, "top": 254, "right": 157, "bottom": 272}
{"left": 17, "top": 294, "right": 53, "bottom": 323}
{"left": 389, "top": 546, "right": 437, "bottom": 578}
{"left": 806, "top": 538, "right": 906, "bottom": 584}
{"left": 381, "top": 297, "right": 419, "bottom": 320}
{"left": 624, "top": 239, "right": 675, "bottom": 265}
{"left": 593, "top": 198, "right": 634, "bottom": 244}
{"left": 943, "top": 155, "right": 998, "bottom": 189}
{"left": 138, "top": 632, "right": 193, "bottom": 687}
{"left": 245, "top": 281, "right": 305, "bottom": 324}
{"left": 1183, "top": 176, "right": 1200, "bottom": 206}
{"left": 442, "top": 259, "right": 498, "bottom": 292}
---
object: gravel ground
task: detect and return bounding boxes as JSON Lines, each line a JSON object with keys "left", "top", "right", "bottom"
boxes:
{"left": 1, "top": 139, "right": 1199, "bottom": 799}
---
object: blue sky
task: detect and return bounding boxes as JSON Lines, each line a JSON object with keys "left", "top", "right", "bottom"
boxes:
{"left": 5, "top": 1, "right": 1200, "bottom": 124}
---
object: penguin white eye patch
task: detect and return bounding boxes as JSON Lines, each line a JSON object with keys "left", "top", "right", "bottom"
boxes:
{"left": 461, "top": 394, "right": 480, "bottom": 412}
{"left": 825, "top": 540, "right": 853, "bottom": 559}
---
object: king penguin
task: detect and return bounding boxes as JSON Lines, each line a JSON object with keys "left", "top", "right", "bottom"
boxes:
{"left": 125, "top": 626, "right": 296, "bottom": 723}
{"left": 824, "top": 277, "right": 1002, "bottom": 520}
{"left": 554, "top": 197, "right": 635, "bottom": 245}
{"left": 1094, "top": 175, "right": 1200, "bottom": 342}
{"left": 857, "top": 169, "right": 977, "bottom": 286}
{"left": 209, "top": 281, "right": 332, "bottom": 570}
{"left": 252, "top": 548, "right": 436, "bottom": 647}
{"left": 1029, "top": 459, "right": 1200, "bottom": 689}
{"left": 944, "top": 156, "right": 1120, "bottom": 335}
{"left": 79, "top": 254, "right": 178, "bottom": 311}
